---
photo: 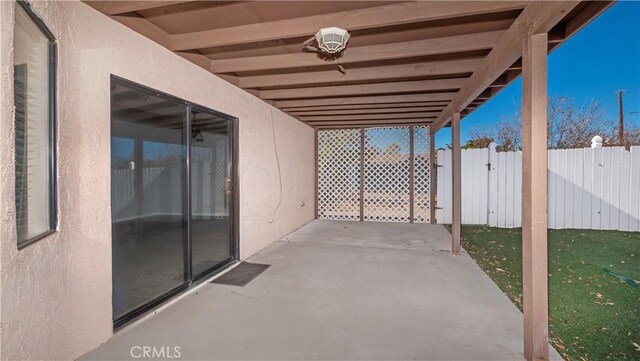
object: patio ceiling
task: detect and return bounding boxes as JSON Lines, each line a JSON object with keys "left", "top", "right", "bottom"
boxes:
{"left": 86, "top": 1, "right": 612, "bottom": 129}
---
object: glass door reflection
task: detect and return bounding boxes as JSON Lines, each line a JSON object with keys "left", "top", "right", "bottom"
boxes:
{"left": 111, "top": 83, "right": 188, "bottom": 321}
{"left": 190, "top": 110, "right": 233, "bottom": 278}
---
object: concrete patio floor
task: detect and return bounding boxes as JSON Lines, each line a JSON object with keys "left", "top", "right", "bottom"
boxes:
{"left": 82, "top": 220, "right": 561, "bottom": 360}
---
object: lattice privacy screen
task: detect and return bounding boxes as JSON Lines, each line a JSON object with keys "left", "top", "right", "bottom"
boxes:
{"left": 413, "top": 126, "right": 431, "bottom": 223}
{"left": 363, "top": 127, "right": 411, "bottom": 222}
{"left": 317, "top": 126, "right": 431, "bottom": 223}
{"left": 317, "top": 129, "right": 362, "bottom": 220}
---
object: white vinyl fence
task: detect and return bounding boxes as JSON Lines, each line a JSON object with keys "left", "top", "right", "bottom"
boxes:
{"left": 437, "top": 144, "right": 640, "bottom": 231}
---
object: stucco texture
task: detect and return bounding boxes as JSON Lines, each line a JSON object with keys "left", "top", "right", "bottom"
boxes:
{"left": 0, "top": 1, "right": 315, "bottom": 360}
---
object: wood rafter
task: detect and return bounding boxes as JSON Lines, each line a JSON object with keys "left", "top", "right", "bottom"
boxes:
{"left": 261, "top": 78, "right": 467, "bottom": 100}
{"left": 300, "top": 112, "right": 440, "bottom": 122}
{"left": 169, "top": 1, "right": 527, "bottom": 51}
{"left": 275, "top": 93, "right": 458, "bottom": 108}
{"left": 87, "top": 1, "right": 192, "bottom": 15}
{"left": 240, "top": 58, "right": 482, "bottom": 89}
{"left": 211, "top": 31, "right": 505, "bottom": 73}
{"left": 284, "top": 102, "right": 450, "bottom": 112}
{"left": 309, "top": 119, "right": 434, "bottom": 127}
{"left": 288, "top": 106, "right": 445, "bottom": 116}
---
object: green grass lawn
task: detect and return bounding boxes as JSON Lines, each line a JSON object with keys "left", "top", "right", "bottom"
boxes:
{"left": 460, "top": 226, "right": 640, "bottom": 361}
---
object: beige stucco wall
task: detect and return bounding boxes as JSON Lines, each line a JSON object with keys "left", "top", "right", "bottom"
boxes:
{"left": 0, "top": 1, "right": 315, "bottom": 360}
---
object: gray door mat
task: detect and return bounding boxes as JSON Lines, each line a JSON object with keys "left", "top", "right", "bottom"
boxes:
{"left": 210, "top": 262, "right": 271, "bottom": 287}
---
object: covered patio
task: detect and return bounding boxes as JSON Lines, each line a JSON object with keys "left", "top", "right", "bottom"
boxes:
{"left": 0, "top": 1, "right": 615, "bottom": 360}
{"left": 83, "top": 220, "right": 562, "bottom": 361}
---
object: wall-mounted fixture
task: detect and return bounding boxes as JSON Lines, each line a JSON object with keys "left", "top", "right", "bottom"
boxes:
{"left": 303, "top": 27, "right": 351, "bottom": 55}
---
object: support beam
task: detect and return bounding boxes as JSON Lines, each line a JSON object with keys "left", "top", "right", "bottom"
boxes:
{"left": 88, "top": 1, "right": 189, "bottom": 15}
{"left": 432, "top": 1, "right": 580, "bottom": 131}
{"left": 170, "top": 1, "right": 527, "bottom": 51}
{"left": 261, "top": 78, "right": 467, "bottom": 100}
{"left": 276, "top": 93, "right": 457, "bottom": 108}
{"left": 289, "top": 106, "right": 445, "bottom": 116}
{"left": 521, "top": 32, "right": 549, "bottom": 361}
{"left": 451, "top": 112, "right": 461, "bottom": 255}
{"left": 211, "top": 31, "right": 504, "bottom": 73}
{"left": 430, "top": 130, "right": 437, "bottom": 224}
{"left": 301, "top": 112, "right": 439, "bottom": 122}
{"left": 240, "top": 58, "right": 482, "bottom": 89}
{"left": 307, "top": 119, "right": 433, "bottom": 127}
{"left": 284, "top": 102, "right": 450, "bottom": 112}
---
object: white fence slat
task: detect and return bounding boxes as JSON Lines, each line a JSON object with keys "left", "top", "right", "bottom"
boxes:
{"left": 564, "top": 150, "right": 574, "bottom": 229}
{"left": 601, "top": 147, "right": 612, "bottom": 229}
{"left": 514, "top": 152, "right": 522, "bottom": 228}
{"left": 581, "top": 148, "right": 593, "bottom": 229}
{"left": 610, "top": 147, "right": 622, "bottom": 230}
{"left": 619, "top": 148, "right": 631, "bottom": 231}
{"left": 461, "top": 150, "right": 471, "bottom": 223}
{"left": 498, "top": 152, "right": 507, "bottom": 227}
{"left": 471, "top": 149, "right": 480, "bottom": 223}
{"left": 505, "top": 152, "right": 515, "bottom": 227}
{"left": 556, "top": 150, "right": 566, "bottom": 229}
{"left": 572, "top": 149, "right": 584, "bottom": 229}
{"left": 630, "top": 147, "right": 640, "bottom": 231}
{"left": 488, "top": 144, "right": 498, "bottom": 226}
{"left": 437, "top": 149, "right": 452, "bottom": 224}
{"left": 436, "top": 149, "right": 444, "bottom": 223}
{"left": 478, "top": 148, "right": 490, "bottom": 225}
{"left": 592, "top": 147, "right": 603, "bottom": 228}
{"left": 548, "top": 150, "right": 557, "bottom": 229}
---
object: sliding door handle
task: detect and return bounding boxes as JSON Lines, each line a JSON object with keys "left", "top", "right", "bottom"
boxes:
{"left": 225, "top": 177, "right": 231, "bottom": 195}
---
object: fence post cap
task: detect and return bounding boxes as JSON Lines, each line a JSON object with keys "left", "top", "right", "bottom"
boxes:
{"left": 591, "top": 135, "right": 603, "bottom": 148}
{"left": 488, "top": 142, "right": 498, "bottom": 150}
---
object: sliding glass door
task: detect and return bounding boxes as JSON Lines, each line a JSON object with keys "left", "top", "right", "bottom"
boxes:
{"left": 190, "top": 109, "right": 233, "bottom": 278}
{"left": 110, "top": 77, "right": 236, "bottom": 327}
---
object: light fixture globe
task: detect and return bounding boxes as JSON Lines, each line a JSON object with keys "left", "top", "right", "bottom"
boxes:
{"left": 315, "top": 27, "right": 350, "bottom": 54}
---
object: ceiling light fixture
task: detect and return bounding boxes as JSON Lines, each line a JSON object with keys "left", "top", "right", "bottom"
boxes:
{"left": 303, "top": 27, "right": 351, "bottom": 55}
{"left": 315, "top": 27, "right": 350, "bottom": 54}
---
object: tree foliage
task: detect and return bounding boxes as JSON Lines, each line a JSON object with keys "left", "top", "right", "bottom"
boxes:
{"left": 466, "top": 97, "right": 640, "bottom": 150}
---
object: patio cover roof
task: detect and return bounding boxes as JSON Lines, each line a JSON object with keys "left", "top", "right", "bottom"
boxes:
{"left": 85, "top": 1, "right": 611, "bottom": 130}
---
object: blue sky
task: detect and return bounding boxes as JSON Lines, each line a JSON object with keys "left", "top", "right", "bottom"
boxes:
{"left": 434, "top": 1, "right": 640, "bottom": 149}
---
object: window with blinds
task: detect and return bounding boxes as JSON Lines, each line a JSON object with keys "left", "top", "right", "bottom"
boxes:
{"left": 14, "top": 1, "right": 56, "bottom": 248}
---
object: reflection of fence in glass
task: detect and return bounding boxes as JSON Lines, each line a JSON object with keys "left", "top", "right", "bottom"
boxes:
{"left": 111, "top": 161, "right": 226, "bottom": 223}
{"left": 437, "top": 144, "right": 640, "bottom": 231}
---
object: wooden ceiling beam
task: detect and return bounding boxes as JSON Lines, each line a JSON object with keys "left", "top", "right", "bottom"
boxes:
{"left": 289, "top": 106, "right": 445, "bottom": 116}
{"left": 260, "top": 78, "right": 467, "bottom": 100}
{"left": 283, "top": 102, "right": 451, "bottom": 112}
{"left": 91, "top": 1, "right": 191, "bottom": 16}
{"left": 239, "top": 58, "right": 481, "bottom": 89}
{"left": 169, "top": 1, "right": 527, "bottom": 51}
{"left": 211, "top": 30, "right": 505, "bottom": 73}
{"left": 300, "top": 112, "right": 441, "bottom": 122}
{"left": 309, "top": 119, "right": 434, "bottom": 127}
{"left": 276, "top": 92, "right": 458, "bottom": 108}
{"left": 433, "top": 1, "right": 581, "bottom": 131}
